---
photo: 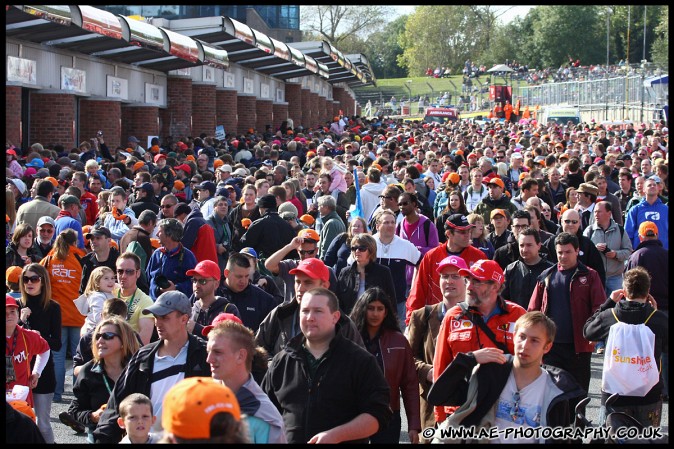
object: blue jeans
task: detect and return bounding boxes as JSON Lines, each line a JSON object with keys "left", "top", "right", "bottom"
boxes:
{"left": 54, "top": 326, "right": 81, "bottom": 400}
{"left": 604, "top": 275, "right": 623, "bottom": 298}
{"left": 396, "top": 301, "right": 407, "bottom": 333}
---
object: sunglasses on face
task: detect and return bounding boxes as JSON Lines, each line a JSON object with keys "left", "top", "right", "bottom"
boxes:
{"left": 563, "top": 219, "right": 579, "bottom": 224}
{"left": 22, "top": 275, "right": 42, "bottom": 284}
{"left": 298, "top": 249, "right": 316, "bottom": 256}
{"left": 116, "top": 269, "right": 137, "bottom": 276}
{"left": 191, "top": 278, "right": 212, "bottom": 285}
{"left": 95, "top": 331, "right": 119, "bottom": 341}
{"left": 378, "top": 195, "right": 392, "bottom": 200}
{"left": 161, "top": 204, "right": 174, "bottom": 209}
{"left": 39, "top": 228, "right": 54, "bottom": 234}
{"left": 351, "top": 245, "right": 368, "bottom": 253}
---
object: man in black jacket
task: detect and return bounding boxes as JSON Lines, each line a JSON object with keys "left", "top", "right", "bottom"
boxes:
{"left": 240, "top": 194, "right": 295, "bottom": 260}
{"left": 93, "top": 291, "right": 210, "bottom": 443}
{"left": 502, "top": 228, "right": 553, "bottom": 309}
{"left": 493, "top": 209, "right": 531, "bottom": 270}
{"left": 428, "top": 312, "right": 584, "bottom": 443}
{"left": 79, "top": 226, "right": 120, "bottom": 294}
{"left": 261, "top": 287, "right": 391, "bottom": 444}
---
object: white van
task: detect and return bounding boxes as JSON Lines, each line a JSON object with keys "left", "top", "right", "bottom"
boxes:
{"left": 541, "top": 107, "right": 581, "bottom": 125}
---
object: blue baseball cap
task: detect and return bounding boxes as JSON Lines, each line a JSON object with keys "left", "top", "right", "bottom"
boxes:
{"left": 239, "top": 247, "right": 258, "bottom": 259}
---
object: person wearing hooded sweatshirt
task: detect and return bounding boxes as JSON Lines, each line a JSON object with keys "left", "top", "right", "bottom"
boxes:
{"left": 359, "top": 167, "right": 388, "bottom": 222}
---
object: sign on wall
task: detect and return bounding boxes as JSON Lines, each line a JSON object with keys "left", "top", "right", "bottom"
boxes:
{"left": 261, "top": 83, "right": 269, "bottom": 99}
{"left": 7, "top": 56, "right": 37, "bottom": 85}
{"left": 145, "top": 83, "right": 164, "bottom": 106}
{"left": 61, "top": 67, "right": 86, "bottom": 92}
{"left": 243, "top": 77, "right": 254, "bottom": 94}
{"left": 106, "top": 75, "right": 128, "bottom": 100}
{"left": 223, "top": 72, "right": 235, "bottom": 88}
{"left": 203, "top": 66, "right": 215, "bottom": 82}
{"left": 276, "top": 88, "right": 284, "bottom": 103}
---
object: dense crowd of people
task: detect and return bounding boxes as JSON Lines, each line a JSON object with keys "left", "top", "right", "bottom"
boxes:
{"left": 5, "top": 111, "right": 669, "bottom": 443}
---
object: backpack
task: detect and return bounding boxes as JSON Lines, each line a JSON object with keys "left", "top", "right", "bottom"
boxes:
{"left": 396, "top": 219, "right": 432, "bottom": 247}
{"left": 601, "top": 308, "right": 659, "bottom": 397}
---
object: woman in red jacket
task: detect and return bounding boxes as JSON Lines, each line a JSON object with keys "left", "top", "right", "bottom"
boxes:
{"left": 350, "top": 287, "right": 421, "bottom": 444}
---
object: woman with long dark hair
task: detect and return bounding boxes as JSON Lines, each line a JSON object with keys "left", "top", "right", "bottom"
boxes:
{"left": 350, "top": 287, "right": 420, "bottom": 444}
{"left": 435, "top": 190, "right": 469, "bottom": 244}
{"left": 18, "top": 263, "right": 62, "bottom": 443}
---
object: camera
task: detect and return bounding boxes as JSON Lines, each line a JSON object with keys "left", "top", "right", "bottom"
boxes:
{"left": 155, "top": 275, "right": 170, "bottom": 289}
{"left": 97, "top": 130, "right": 103, "bottom": 137}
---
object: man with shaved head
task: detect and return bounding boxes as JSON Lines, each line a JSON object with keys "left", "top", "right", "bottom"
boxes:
{"left": 542, "top": 209, "right": 606, "bottom": 287}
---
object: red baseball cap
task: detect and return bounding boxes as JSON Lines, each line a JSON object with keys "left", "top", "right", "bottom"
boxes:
{"left": 458, "top": 259, "right": 504, "bottom": 285}
{"left": 186, "top": 260, "right": 221, "bottom": 281}
{"left": 174, "top": 164, "right": 192, "bottom": 175}
{"left": 288, "top": 258, "right": 329, "bottom": 283}
{"left": 6, "top": 294, "right": 20, "bottom": 308}
{"left": 436, "top": 255, "right": 468, "bottom": 274}
{"left": 154, "top": 153, "right": 167, "bottom": 163}
{"left": 201, "top": 312, "right": 244, "bottom": 337}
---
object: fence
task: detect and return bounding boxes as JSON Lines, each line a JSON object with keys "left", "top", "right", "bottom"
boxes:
{"left": 516, "top": 67, "right": 668, "bottom": 124}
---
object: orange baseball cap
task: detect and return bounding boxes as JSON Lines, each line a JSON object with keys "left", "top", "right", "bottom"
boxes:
{"left": 185, "top": 155, "right": 196, "bottom": 162}
{"left": 487, "top": 177, "right": 505, "bottom": 189}
{"left": 174, "top": 180, "right": 185, "bottom": 191}
{"left": 133, "top": 161, "right": 145, "bottom": 172}
{"left": 6, "top": 266, "right": 22, "bottom": 284}
{"left": 299, "top": 214, "right": 315, "bottom": 225}
{"left": 638, "top": 221, "right": 658, "bottom": 237}
{"left": 298, "top": 228, "right": 320, "bottom": 242}
{"left": 45, "top": 177, "right": 59, "bottom": 187}
{"left": 162, "top": 377, "right": 241, "bottom": 440}
{"left": 213, "top": 159, "right": 224, "bottom": 169}
{"left": 490, "top": 209, "right": 507, "bottom": 220}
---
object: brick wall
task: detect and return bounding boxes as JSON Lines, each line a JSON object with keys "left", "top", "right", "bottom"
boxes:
{"left": 237, "top": 95, "right": 257, "bottom": 135}
{"left": 166, "top": 77, "right": 192, "bottom": 139}
{"left": 256, "top": 99, "right": 273, "bottom": 134}
{"left": 216, "top": 89, "right": 238, "bottom": 138}
{"left": 332, "top": 87, "right": 345, "bottom": 119}
{"left": 333, "top": 101, "right": 341, "bottom": 120}
{"left": 301, "top": 89, "right": 312, "bottom": 130}
{"left": 30, "top": 92, "right": 76, "bottom": 148}
{"left": 192, "top": 84, "right": 216, "bottom": 138}
{"left": 317, "top": 96, "right": 328, "bottom": 128}
{"left": 6, "top": 86, "right": 21, "bottom": 147}
{"left": 80, "top": 100, "right": 122, "bottom": 149}
{"left": 308, "top": 91, "right": 319, "bottom": 129}
{"left": 121, "top": 106, "right": 159, "bottom": 147}
{"left": 272, "top": 103, "right": 288, "bottom": 132}
{"left": 356, "top": 105, "right": 362, "bottom": 117}
{"left": 285, "top": 84, "right": 302, "bottom": 128}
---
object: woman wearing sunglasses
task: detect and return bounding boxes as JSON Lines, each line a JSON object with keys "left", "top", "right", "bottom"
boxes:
{"left": 40, "top": 229, "right": 86, "bottom": 403}
{"left": 16, "top": 263, "right": 61, "bottom": 443}
{"left": 336, "top": 234, "right": 396, "bottom": 315}
{"left": 324, "top": 216, "right": 369, "bottom": 276}
{"left": 66, "top": 317, "right": 140, "bottom": 443}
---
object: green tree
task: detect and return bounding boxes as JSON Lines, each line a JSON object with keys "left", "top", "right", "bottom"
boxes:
{"left": 398, "top": 5, "right": 487, "bottom": 76}
{"left": 364, "top": 15, "right": 408, "bottom": 79}
{"left": 650, "top": 6, "right": 668, "bottom": 66}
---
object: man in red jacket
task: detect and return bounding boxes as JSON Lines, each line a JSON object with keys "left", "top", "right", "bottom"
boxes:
{"left": 406, "top": 214, "right": 486, "bottom": 325}
{"left": 528, "top": 232, "right": 605, "bottom": 420}
{"left": 432, "top": 260, "right": 526, "bottom": 424}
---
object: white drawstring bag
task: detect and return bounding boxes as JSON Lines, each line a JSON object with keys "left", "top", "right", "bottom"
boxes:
{"left": 601, "top": 309, "right": 659, "bottom": 397}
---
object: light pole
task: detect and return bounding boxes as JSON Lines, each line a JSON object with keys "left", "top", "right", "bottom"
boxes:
{"left": 605, "top": 7, "right": 612, "bottom": 121}
{"left": 405, "top": 80, "right": 412, "bottom": 115}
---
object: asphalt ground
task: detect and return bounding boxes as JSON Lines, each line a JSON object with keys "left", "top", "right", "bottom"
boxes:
{"left": 50, "top": 353, "right": 668, "bottom": 444}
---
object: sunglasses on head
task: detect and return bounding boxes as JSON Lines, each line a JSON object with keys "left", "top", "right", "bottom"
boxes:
{"left": 22, "top": 275, "right": 42, "bottom": 284}
{"left": 95, "top": 331, "right": 119, "bottom": 341}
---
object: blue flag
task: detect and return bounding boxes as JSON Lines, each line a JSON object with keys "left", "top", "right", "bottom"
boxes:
{"left": 351, "top": 167, "right": 364, "bottom": 221}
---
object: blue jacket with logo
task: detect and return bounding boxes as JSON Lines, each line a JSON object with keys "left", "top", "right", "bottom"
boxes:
{"left": 624, "top": 197, "right": 668, "bottom": 249}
